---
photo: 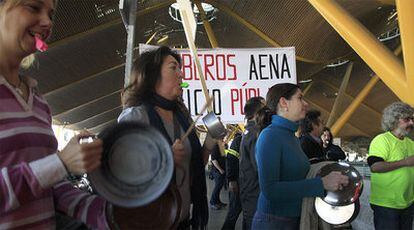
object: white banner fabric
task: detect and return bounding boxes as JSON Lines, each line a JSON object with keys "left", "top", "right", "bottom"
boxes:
{"left": 140, "top": 44, "right": 297, "bottom": 124}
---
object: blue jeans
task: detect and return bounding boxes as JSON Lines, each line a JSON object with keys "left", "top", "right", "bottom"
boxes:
{"left": 371, "top": 203, "right": 414, "bottom": 230}
{"left": 210, "top": 169, "right": 225, "bottom": 205}
{"left": 251, "top": 210, "right": 299, "bottom": 230}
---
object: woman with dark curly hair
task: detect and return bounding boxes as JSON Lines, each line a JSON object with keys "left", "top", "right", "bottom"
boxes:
{"left": 118, "top": 46, "right": 217, "bottom": 229}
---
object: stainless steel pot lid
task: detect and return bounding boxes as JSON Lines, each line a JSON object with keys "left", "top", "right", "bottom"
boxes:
{"left": 315, "top": 197, "right": 355, "bottom": 225}
{"left": 89, "top": 122, "right": 174, "bottom": 208}
{"left": 316, "top": 162, "right": 363, "bottom": 206}
{"left": 202, "top": 111, "right": 227, "bottom": 139}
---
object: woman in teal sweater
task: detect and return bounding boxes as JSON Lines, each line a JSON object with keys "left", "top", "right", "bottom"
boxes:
{"left": 252, "top": 83, "right": 349, "bottom": 230}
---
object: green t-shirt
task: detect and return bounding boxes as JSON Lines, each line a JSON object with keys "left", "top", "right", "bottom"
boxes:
{"left": 369, "top": 131, "right": 414, "bottom": 209}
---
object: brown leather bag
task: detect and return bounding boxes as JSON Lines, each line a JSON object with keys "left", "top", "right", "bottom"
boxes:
{"left": 108, "top": 183, "right": 182, "bottom": 230}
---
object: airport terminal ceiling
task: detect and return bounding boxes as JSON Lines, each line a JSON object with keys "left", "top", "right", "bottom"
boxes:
{"left": 21, "top": 0, "right": 402, "bottom": 139}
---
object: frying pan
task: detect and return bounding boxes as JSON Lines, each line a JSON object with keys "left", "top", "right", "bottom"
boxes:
{"left": 88, "top": 122, "right": 174, "bottom": 208}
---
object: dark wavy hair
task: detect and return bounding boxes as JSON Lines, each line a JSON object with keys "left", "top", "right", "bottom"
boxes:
{"left": 244, "top": 96, "right": 265, "bottom": 120}
{"left": 121, "top": 46, "right": 181, "bottom": 107}
{"left": 299, "top": 110, "right": 321, "bottom": 135}
{"left": 256, "top": 83, "right": 299, "bottom": 131}
{"left": 322, "top": 127, "right": 333, "bottom": 145}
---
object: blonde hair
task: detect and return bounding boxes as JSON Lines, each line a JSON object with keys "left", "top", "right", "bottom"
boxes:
{"left": 0, "top": 0, "right": 26, "bottom": 11}
{"left": 1, "top": 0, "right": 57, "bottom": 10}
{"left": 0, "top": 0, "right": 57, "bottom": 68}
{"left": 21, "top": 54, "right": 36, "bottom": 69}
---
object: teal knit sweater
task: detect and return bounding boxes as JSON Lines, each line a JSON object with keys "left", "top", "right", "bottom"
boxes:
{"left": 255, "top": 115, "right": 324, "bottom": 217}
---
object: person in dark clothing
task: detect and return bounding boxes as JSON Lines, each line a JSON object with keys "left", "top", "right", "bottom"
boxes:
{"left": 299, "top": 110, "right": 326, "bottom": 164}
{"left": 239, "top": 97, "right": 265, "bottom": 230}
{"left": 321, "top": 127, "right": 346, "bottom": 161}
{"left": 119, "top": 46, "right": 216, "bottom": 229}
{"left": 210, "top": 144, "right": 227, "bottom": 210}
{"left": 222, "top": 133, "right": 243, "bottom": 230}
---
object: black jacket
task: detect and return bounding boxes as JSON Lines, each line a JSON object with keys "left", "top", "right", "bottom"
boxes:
{"left": 145, "top": 102, "right": 208, "bottom": 229}
{"left": 300, "top": 133, "right": 326, "bottom": 164}
{"left": 211, "top": 144, "right": 226, "bottom": 173}
{"left": 226, "top": 133, "right": 242, "bottom": 182}
{"left": 239, "top": 120, "right": 260, "bottom": 217}
{"left": 325, "top": 143, "right": 346, "bottom": 161}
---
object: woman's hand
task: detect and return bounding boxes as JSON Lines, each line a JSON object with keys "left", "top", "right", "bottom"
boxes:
{"left": 229, "top": 181, "right": 239, "bottom": 193}
{"left": 321, "top": 171, "right": 349, "bottom": 192}
{"left": 172, "top": 139, "right": 186, "bottom": 165}
{"left": 57, "top": 131, "right": 103, "bottom": 175}
{"left": 203, "top": 133, "right": 217, "bottom": 151}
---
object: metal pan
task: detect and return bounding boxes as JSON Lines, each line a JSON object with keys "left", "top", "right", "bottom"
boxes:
{"left": 202, "top": 111, "right": 227, "bottom": 139}
{"left": 88, "top": 121, "right": 174, "bottom": 208}
{"left": 315, "top": 197, "right": 358, "bottom": 225}
{"left": 316, "top": 162, "right": 363, "bottom": 206}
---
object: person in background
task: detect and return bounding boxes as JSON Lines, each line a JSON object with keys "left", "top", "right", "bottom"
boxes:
{"left": 238, "top": 96, "right": 265, "bottom": 230}
{"left": 321, "top": 127, "right": 346, "bottom": 161}
{"left": 252, "top": 83, "right": 349, "bottom": 230}
{"left": 119, "top": 46, "right": 217, "bottom": 229}
{"left": 210, "top": 143, "right": 227, "bottom": 210}
{"left": 299, "top": 110, "right": 326, "bottom": 164}
{"left": 222, "top": 131, "right": 242, "bottom": 229}
{"left": 367, "top": 102, "right": 414, "bottom": 230}
{"left": 0, "top": 0, "right": 109, "bottom": 229}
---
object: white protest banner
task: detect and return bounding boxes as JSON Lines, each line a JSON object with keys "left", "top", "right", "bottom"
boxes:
{"left": 140, "top": 44, "right": 297, "bottom": 124}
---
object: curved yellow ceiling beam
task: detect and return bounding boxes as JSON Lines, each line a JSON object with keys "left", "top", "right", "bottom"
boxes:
{"left": 378, "top": 0, "right": 395, "bottom": 5}
{"left": 396, "top": 0, "right": 414, "bottom": 92}
{"left": 308, "top": 0, "right": 410, "bottom": 104}
{"left": 195, "top": 0, "right": 219, "bottom": 48}
{"left": 330, "top": 45, "right": 402, "bottom": 136}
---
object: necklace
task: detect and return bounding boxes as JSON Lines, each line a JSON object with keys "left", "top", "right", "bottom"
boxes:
{"left": 6, "top": 77, "right": 24, "bottom": 97}
{"left": 14, "top": 80, "right": 24, "bottom": 96}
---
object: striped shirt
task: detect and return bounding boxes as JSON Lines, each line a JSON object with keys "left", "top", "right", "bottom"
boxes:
{"left": 0, "top": 76, "right": 108, "bottom": 229}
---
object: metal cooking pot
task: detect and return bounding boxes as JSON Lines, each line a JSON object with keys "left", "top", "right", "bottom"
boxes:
{"left": 90, "top": 122, "right": 182, "bottom": 229}
{"left": 314, "top": 197, "right": 360, "bottom": 225}
{"left": 202, "top": 111, "right": 227, "bottom": 139}
{"left": 88, "top": 121, "right": 174, "bottom": 208}
{"left": 316, "top": 162, "right": 363, "bottom": 206}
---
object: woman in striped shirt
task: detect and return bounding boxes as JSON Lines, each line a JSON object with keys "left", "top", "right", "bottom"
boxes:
{"left": 0, "top": 0, "right": 109, "bottom": 229}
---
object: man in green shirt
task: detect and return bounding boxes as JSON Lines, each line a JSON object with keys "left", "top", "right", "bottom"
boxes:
{"left": 368, "top": 102, "right": 414, "bottom": 230}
